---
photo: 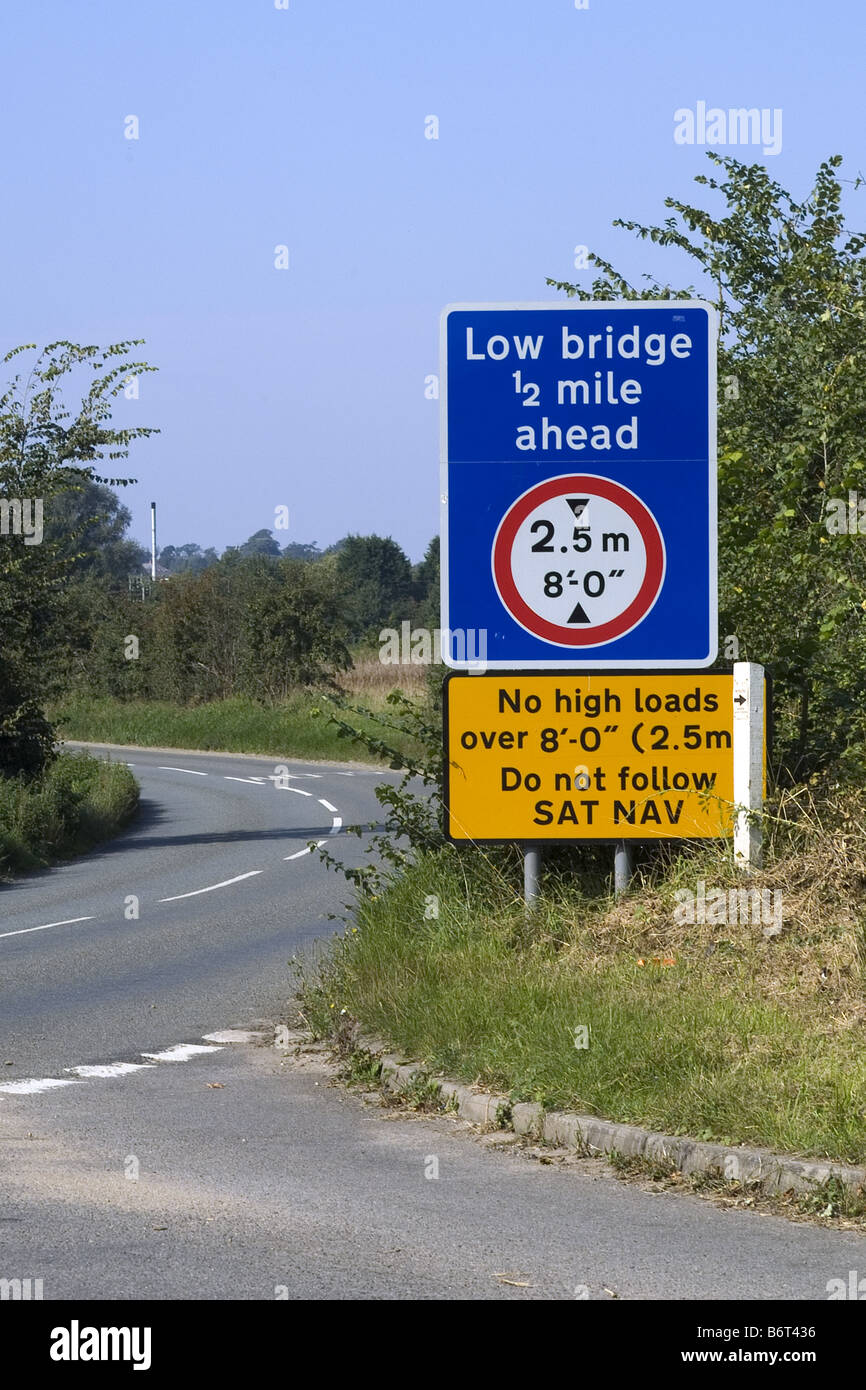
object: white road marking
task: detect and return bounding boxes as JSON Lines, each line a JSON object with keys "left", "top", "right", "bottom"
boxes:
{"left": 330, "top": 817, "right": 343, "bottom": 835}
{"left": 65, "top": 1062, "right": 156, "bottom": 1079}
{"left": 141, "top": 1043, "right": 223, "bottom": 1062}
{"left": 0, "top": 916, "right": 94, "bottom": 942}
{"left": 0, "top": 1077, "right": 80, "bottom": 1095}
{"left": 266, "top": 772, "right": 322, "bottom": 783}
{"left": 202, "top": 1030, "right": 266, "bottom": 1044}
{"left": 283, "top": 839, "right": 328, "bottom": 861}
{"left": 158, "top": 766, "right": 209, "bottom": 776}
{"left": 277, "top": 785, "right": 313, "bottom": 797}
{"left": 224, "top": 776, "right": 266, "bottom": 785}
{"left": 158, "top": 870, "right": 262, "bottom": 902}
{"left": 318, "top": 798, "right": 339, "bottom": 813}
{"left": 0, "top": 1031, "right": 268, "bottom": 1100}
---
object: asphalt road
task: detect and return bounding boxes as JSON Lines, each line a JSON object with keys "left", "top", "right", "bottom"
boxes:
{"left": 4, "top": 1037, "right": 866, "bottom": 1302}
{"left": 0, "top": 744, "right": 386, "bottom": 1078}
{"left": 2, "top": 743, "right": 865, "bottom": 1302}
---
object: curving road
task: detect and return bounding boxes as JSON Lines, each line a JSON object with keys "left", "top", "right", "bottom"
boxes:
{"left": 2, "top": 744, "right": 866, "bottom": 1304}
{"left": 0, "top": 743, "right": 391, "bottom": 1079}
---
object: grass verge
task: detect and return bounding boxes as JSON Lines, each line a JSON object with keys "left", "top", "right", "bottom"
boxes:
{"left": 50, "top": 693, "right": 422, "bottom": 765}
{"left": 298, "top": 788, "right": 866, "bottom": 1166}
{"left": 0, "top": 750, "right": 139, "bottom": 878}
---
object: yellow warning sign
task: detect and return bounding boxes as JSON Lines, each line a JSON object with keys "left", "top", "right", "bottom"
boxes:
{"left": 444, "top": 673, "right": 760, "bottom": 841}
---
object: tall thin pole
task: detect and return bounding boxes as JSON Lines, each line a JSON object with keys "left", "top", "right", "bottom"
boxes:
{"left": 614, "top": 841, "right": 634, "bottom": 896}
{"left": 150, "top": 501, "right": 157, "bottom": 582}
{"left": 524, "top": 846, "right": 541, "bottom": 908}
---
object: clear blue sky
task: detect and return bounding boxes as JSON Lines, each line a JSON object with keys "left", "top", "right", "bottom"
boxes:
{"left": 1, "top": 0, "right": 862, "bottom": 560}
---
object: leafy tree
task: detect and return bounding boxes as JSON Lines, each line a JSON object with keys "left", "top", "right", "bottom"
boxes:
{"left": 282, "top": 540, "right": 322, "bottom": 562}
{"left": 411, "top": 535, "right": 440, "bottom": 629}
{"left": 72, "top": 552, "right": 352, "bottom": 704}
{"left": 44, "top": 480, "right": 148, "bottom": 581}
{"left": 334, "top": 533, "right": 414, "bottom": 637}
{"left": 238, "top": 528, "right": 281, "bottom": 557}
{"left": 548, "top": 154, "right": 866, "bottom": 782}
{"left": 158, "top": 543, "right": 219, "bottom": 575}
{"left": 0, "top": 340, "right": 156, "bottom": 773}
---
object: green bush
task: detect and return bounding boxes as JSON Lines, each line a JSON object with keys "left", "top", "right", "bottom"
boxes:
{"left": 0, "top": 750, "right": 139, "bottom": 877}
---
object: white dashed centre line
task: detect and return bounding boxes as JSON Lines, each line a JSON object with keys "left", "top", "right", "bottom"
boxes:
{"left": 158, "top": 870, "right": 263, "bottom": 902}
{"left": 157, "top": 766, "right": 209, "bottom": 776}
{"left": 0, "top": 916, "right": 94, "bottom": 942}
{"left": 318, "top": 799, "right": 339, "bottom": 813}
{"left": 284, "top": 839, "right": 328, "bottom": 861}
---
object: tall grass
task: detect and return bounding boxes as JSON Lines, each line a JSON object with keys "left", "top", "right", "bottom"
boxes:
{"left": 300, "top": 786, "right": 866, "bottom": 1163}
{"left": 0, "top": 751, "right": 139, "bottom": 878}
{"left": 51, "top": 692, "right": 423, "bottom": 765}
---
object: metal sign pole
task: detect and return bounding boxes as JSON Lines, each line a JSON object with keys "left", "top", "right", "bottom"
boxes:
{"left": 614, "top": 841, "right": 634, "bottom": 896}
{"left": 524, "top": 846, "right": 541, "bottom": 907}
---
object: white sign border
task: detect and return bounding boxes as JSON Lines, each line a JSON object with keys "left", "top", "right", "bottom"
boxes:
{"left": 439, "top": 299, "right": 718, "bottom": 670}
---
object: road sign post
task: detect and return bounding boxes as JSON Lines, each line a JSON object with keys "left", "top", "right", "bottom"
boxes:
{"left": 732, "top": 661, "right": 766, "bottom": 871}
{"left": 437, "top": 300, "right": 768, "bottom": 895}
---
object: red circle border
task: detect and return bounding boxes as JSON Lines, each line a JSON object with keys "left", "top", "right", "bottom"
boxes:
{"left": 491, "top": 474, "right": 666, "bottom": 647}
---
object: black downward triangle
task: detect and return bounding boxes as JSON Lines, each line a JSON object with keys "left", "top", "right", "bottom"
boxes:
{"left": 567, "top": 497, "right": 589, "bottom": 518}
{"left": 567, "top": 601, "right": 591, "bottom": 624}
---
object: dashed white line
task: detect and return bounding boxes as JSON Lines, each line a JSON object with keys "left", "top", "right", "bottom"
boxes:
{"left": 284, "top": 839, "right": 328, "bottom": 861}
{"left": 158, "top": 766, "right": 209, "bottom": 776}
{"left": 224, "top": 776, "right": 266, "bottom": 785}
{"left": 0, "top": 1036, "right": 229, "bottom": 1098}
{"left": 140, "top": 1043, "right": 223, "bottom": 1063}
{"left": 318, "top": 798, "right": 339, "bottom": 813}
{"left": 330, "top": 818, "right": 343, "bottom": 835}
{"left": 277, "top": 785, "right": 313, "bottom": 797}
{"left": 66, "top": 1062, "right": 156, "bottom": 1079}
{"left": 0, "top": 916, "right": 94, "bottom": 942}
{"left": 0, "top": 1077, "right": 81, "bottom": 1095}
{"left": 158, "top": 870, "right": 263, "bottom": 902}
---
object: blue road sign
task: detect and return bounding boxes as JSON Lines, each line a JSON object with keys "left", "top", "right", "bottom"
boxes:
{"left": 440, "top": 300, "right": 717, "bottom": 669}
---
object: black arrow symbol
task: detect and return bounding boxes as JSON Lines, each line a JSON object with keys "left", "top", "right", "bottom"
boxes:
{"left": 567, "top": 601, "right": 591, "bottom": 624}
{"left": 567, "top": 497, "right": 589, "bottom": 519}
{"left": 734, "top": 695, "right": 746, "bottom": 705}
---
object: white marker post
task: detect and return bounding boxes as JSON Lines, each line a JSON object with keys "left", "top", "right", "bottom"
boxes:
{"left": 732, "top": 662, "right": 765, "bottom": 870}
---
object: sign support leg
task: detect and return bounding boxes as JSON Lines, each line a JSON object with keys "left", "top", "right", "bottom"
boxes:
{"left": 614, "top": 841, "right": 633, "bottom": 896}
{"left": 733, "top": 662, "right": 765, "bottom": 871}
{"left": 524, "top": 846, "right": 541, "bottom": 907}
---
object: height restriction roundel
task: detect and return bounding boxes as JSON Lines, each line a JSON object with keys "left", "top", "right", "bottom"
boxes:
{"left": 492, "top": 474, "right": 666, "bottom": 647}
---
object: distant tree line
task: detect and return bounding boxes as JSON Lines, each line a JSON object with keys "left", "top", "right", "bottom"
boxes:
{"left": 30, "top": 484, "right": 440, "bottom": 709}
